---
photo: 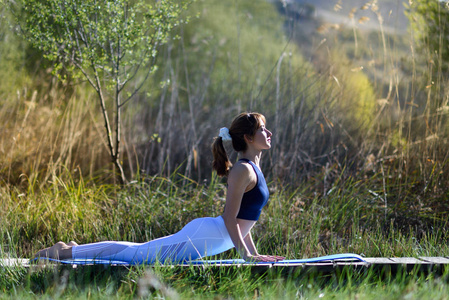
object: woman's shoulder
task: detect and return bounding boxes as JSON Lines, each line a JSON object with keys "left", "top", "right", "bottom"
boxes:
{"left": 228, "top": 160, "right": 256, "bottom": 182}
{"left": 232, "top": 159, "right": 252, "bottom": 172}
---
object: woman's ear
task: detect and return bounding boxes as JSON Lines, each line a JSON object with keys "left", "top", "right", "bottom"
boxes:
{"left": 244, "top": 134, "right": 253, "bottom": 143}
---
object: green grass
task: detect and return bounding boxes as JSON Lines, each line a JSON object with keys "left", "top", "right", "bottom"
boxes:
{"left": 1, "top": 259, "right": 449, "bottom": 299}
{"left": 2, "top": 169, "right": 448, "bottom": 259}
{"left": 1, "top": 171, "right": 449, "bottom": 298}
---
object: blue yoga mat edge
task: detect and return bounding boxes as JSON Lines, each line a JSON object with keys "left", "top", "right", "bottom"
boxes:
{"left": 32, "top": 253, "right": 366, "bottom": 266}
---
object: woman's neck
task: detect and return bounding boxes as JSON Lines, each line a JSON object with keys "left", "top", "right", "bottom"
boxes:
{"left": 239, "top": 150, "right": 262, "bottom": 166}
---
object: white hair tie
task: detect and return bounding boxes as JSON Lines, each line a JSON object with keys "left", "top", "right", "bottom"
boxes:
{"left": 219, "top": 127, "right": 232, "bottom": 141}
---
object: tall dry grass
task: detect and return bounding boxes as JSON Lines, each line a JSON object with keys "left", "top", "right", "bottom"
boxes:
{"left": 0, "top": 80, "right": 112, "bottom": 188}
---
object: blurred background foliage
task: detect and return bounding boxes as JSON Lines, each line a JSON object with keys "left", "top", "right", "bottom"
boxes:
{"left": 0, "top": 0, "right": 401, "bottom": 184}
{"left": 0, "top": 5, "right": 30, "bottom": 96}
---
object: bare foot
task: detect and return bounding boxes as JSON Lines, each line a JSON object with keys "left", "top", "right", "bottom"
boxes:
{"left": 68, "top": 241, "right": 78, "bottom": 246}
{"left": 34, "top": 241, "right": 73, "bottom": 260}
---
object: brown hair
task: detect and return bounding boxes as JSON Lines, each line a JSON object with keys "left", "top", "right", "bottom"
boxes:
{"left": 212, "top": 112, "right": 266, "bottom": 176}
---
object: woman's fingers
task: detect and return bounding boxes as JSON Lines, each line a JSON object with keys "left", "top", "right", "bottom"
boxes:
{"left": 252, "top": 255, "right": 277, "bottom": 262}
{"left": 261, "top": 255, "right": 285, "bottom": 262}
{"left": 255, "top": 255, "right": 286, "bottom": 262}
{"left": 245, "top": 254, "right": 286, "bottom": 262}
{"left": 245, "top": 255, "right": 270, "bottom": 262}
{"left": 269, "top": 255, "right": 286, "bottom": 261}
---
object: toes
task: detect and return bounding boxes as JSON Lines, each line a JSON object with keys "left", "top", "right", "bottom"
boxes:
{"left": 34, "top": 248, "right": 49, "bottom": 258}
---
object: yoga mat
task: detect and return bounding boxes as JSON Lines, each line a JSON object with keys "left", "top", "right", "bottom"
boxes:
{"left": 32, "top": 253, "right": 365, "bottom": 266}
{"left": 185, "top": 253, "right": 366, "bottom": 265}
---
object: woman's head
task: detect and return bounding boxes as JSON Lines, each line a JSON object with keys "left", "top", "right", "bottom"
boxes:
{"left": 228, "top": 112, "right": 266, "bottom": 152}
{"left": 212, "top": 112, "right": 267, "bottom": 176}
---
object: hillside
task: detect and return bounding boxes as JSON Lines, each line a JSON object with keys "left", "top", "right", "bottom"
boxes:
{"left": 277, "top": 0, "right": 413, "bottom": 100}
{"left": 291, "top": 0, "right": 409, "bottom": 34}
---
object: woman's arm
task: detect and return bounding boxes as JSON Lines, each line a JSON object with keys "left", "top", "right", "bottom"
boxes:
{"left": 243, "top": 231, "right": 259, "bottom": 256}
{"left": 243, "top": 228, "right": 285, "bottom": 261}
{"left": 222, "top": 163, "right": 255, "bottom": 260}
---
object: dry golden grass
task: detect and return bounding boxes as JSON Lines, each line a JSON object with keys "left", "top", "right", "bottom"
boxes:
{"left": 0, "top": 83, "right": 112, "bottom": 187}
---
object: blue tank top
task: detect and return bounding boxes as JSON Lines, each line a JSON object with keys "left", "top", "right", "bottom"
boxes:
{"left": 236, "top": 159, "right": 270, "bottom": 221}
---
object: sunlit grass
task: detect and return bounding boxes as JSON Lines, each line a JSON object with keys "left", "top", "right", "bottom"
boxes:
{"left": 1, "top": 169, "right": 448, "bottom": 270}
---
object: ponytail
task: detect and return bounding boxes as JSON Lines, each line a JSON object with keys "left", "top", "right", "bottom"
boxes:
{"left": 212, "top": 137, "right": 232, "bottom": 176}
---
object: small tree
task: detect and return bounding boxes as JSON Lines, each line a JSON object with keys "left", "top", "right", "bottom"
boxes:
{"left": 10, "top": 0, "right": 186, "bottom": 184}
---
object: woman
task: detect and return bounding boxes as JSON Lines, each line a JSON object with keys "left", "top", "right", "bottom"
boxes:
{"left": 35, "top": 112, "right": 284, "bottom": 264}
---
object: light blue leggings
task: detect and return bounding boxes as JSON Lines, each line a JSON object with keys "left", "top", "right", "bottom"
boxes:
{"left": 71, "top": 216, "right": 234, "bottom": 264}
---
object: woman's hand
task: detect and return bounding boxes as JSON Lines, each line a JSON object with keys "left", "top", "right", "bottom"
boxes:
{"left": 244, "top": 254, "right": 285, "bottom": 262}
{"left": 261, "top": 255, "right": 285, "bottom": 261}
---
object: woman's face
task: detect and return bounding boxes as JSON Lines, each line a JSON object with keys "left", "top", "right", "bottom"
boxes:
{"left": 251, "top": 121, "right": 272, "bottom": 150}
